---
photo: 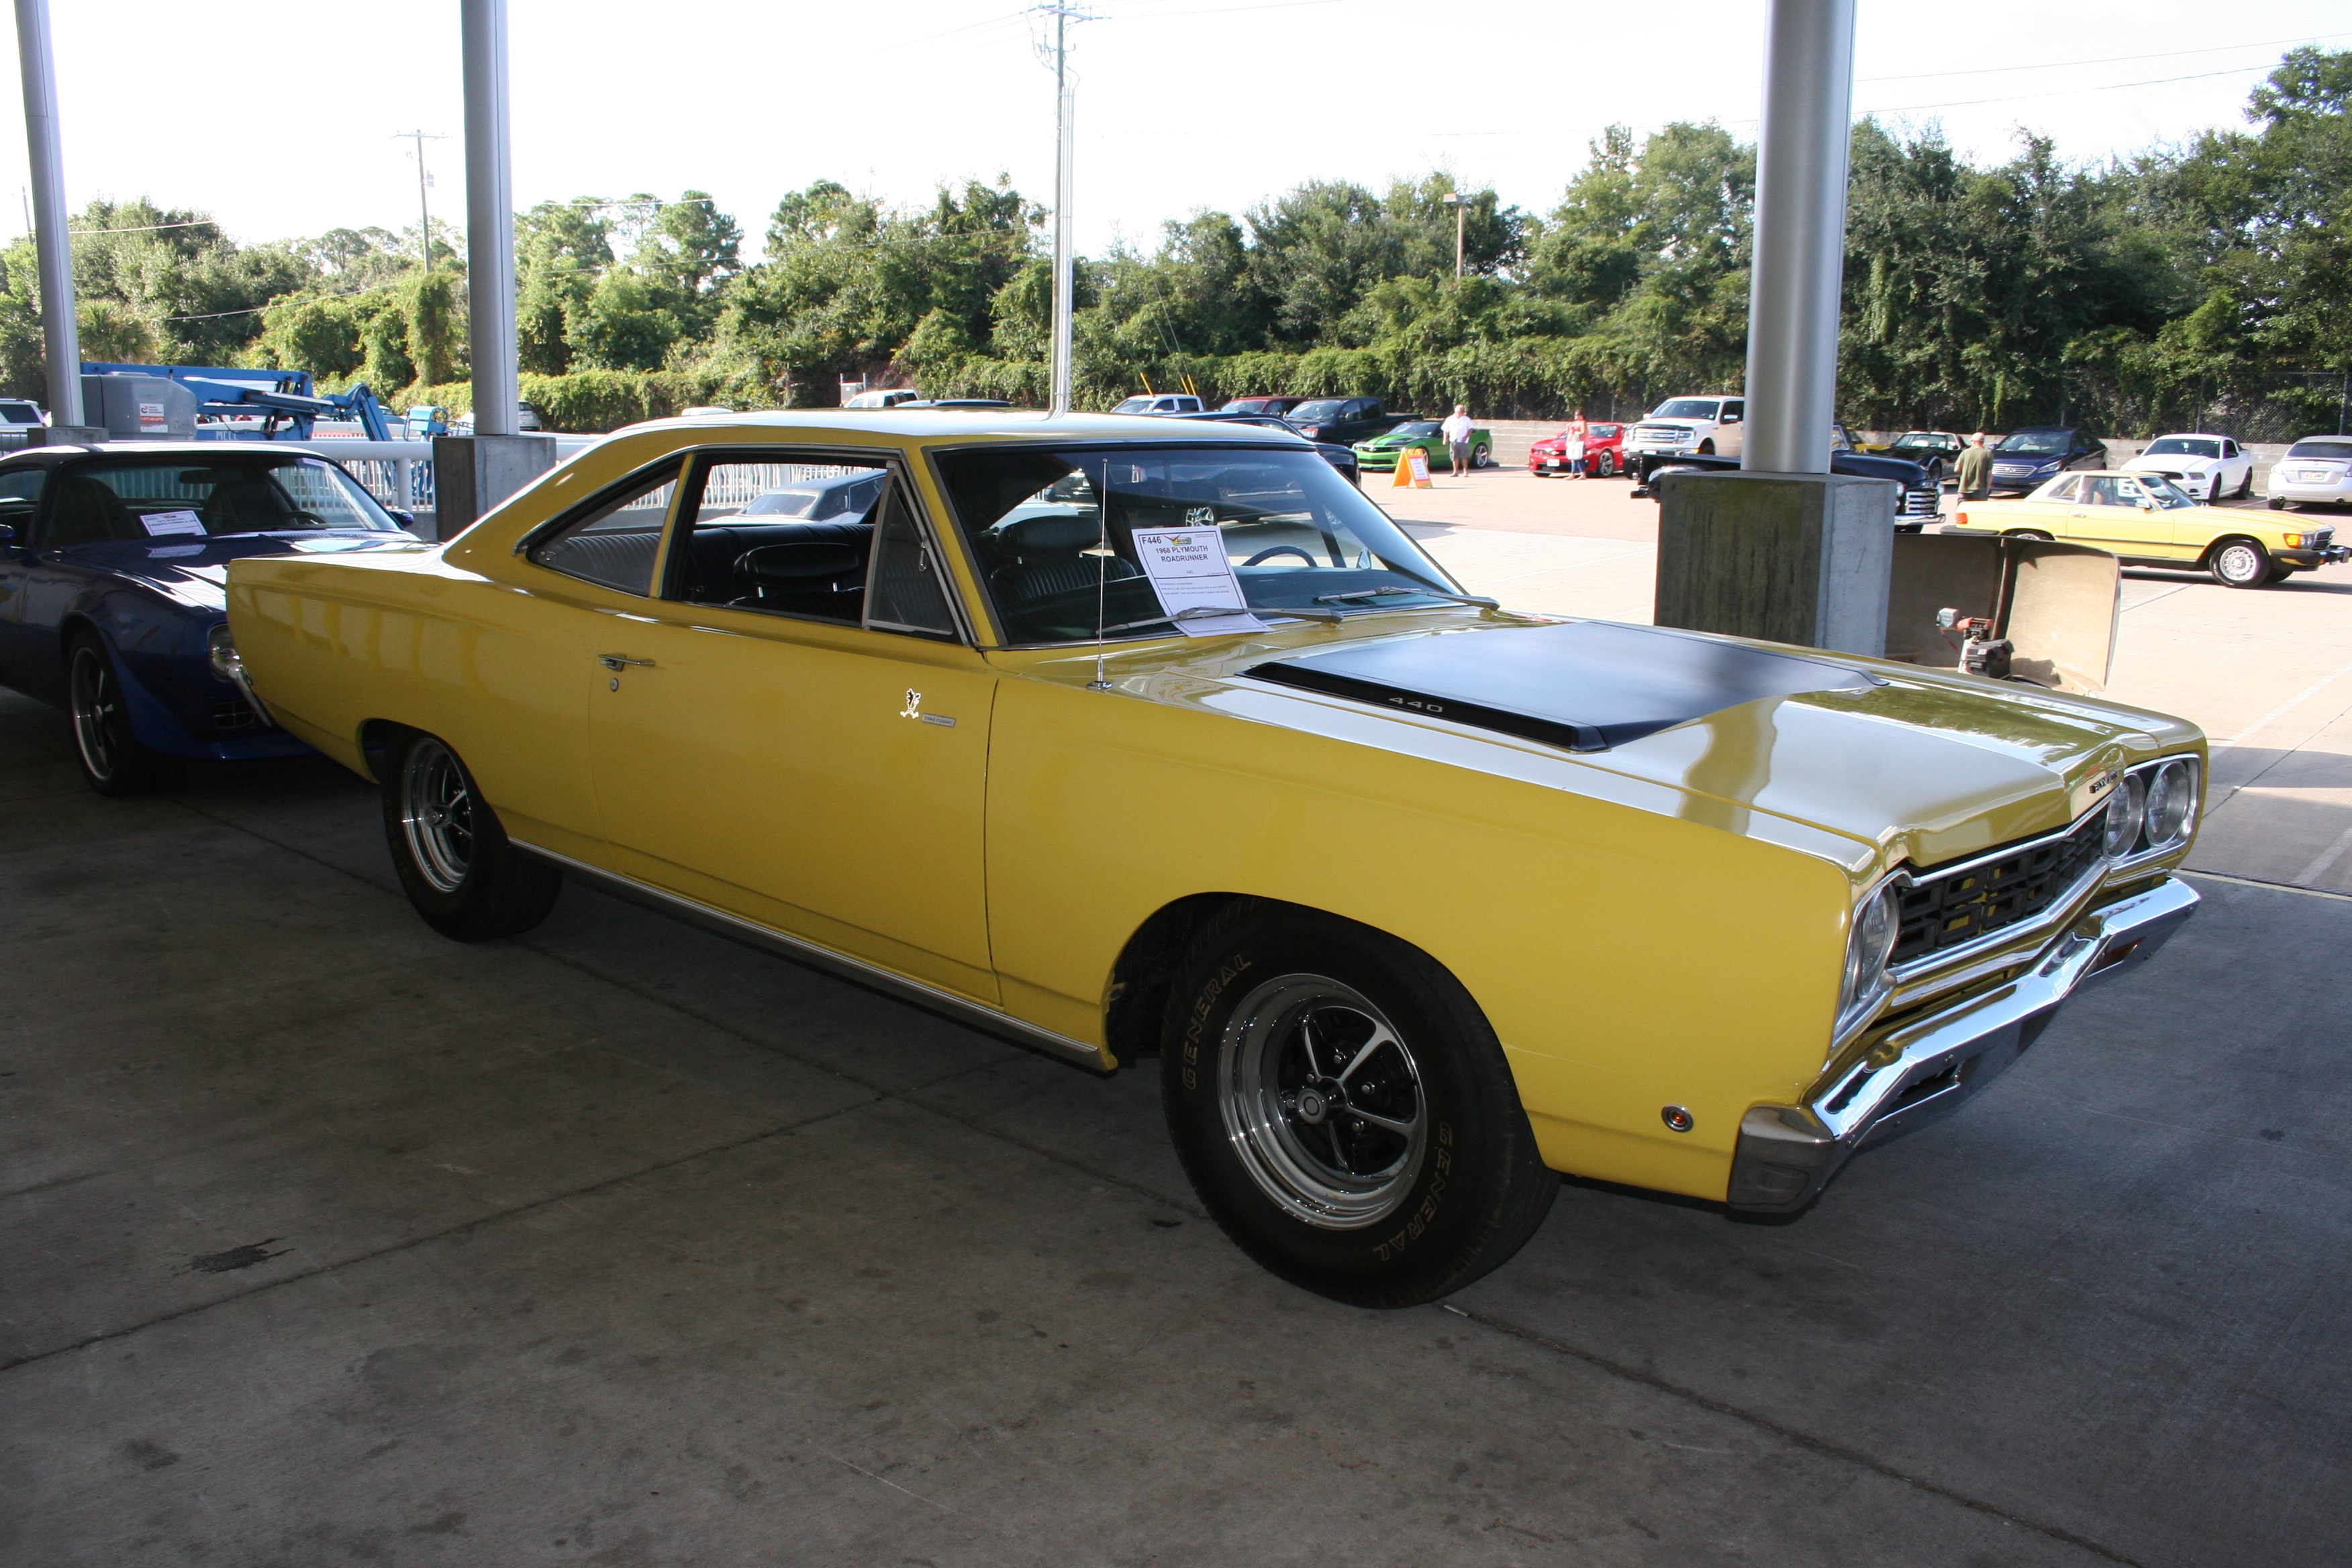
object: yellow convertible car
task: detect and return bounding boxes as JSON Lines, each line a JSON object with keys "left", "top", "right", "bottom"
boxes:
{"left": 1949, "top": 469, "right": 2349, "bottom": 587}
{"left": 218, "top": 412, "right": 2206, "bottom": 1305}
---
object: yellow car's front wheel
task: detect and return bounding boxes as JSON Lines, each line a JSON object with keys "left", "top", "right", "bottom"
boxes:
{"left": 2208, "top": 538, "right": 2273, "bottom": 589}
{"left": 1159, "top": 898, "right": 1557, "bottom": 1307}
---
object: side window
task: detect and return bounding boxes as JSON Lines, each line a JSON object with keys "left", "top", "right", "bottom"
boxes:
{"left": 865, "top": 483, "right": 958, "bottom": 638}
{"left": 2044, "top": 477, "right": 2083, "bottom": 503}
{"left": 663, "top": 455, "right": 957, "bottom": 638}
{"left": 0, "top": 468, "right": 44, "bottom": 536}
{"left": 526, "top": 460, "right": 680, "bottom": 595}
{"left": 1722, "top": 401, "right": 1745, "bottom": 422}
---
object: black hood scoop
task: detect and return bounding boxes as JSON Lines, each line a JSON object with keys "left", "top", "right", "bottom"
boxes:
{"left": 1245, "top": 622, "right": 1879, "bottom": 752}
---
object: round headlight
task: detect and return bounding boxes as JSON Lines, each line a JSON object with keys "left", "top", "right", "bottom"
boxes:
{"left": 206, "top": 622, "right": 241, "bottom": 683}
{"left": 1841, "top": 883, "right": 1902, "bottom": 1023}
{"left": 2143, "top": 759, "right": 2198, "bottom": 848}
{"left": 2102, "top": 774, "right": 2147, "bottom": 857}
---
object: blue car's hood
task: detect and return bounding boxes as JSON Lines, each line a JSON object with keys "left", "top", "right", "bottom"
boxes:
{"left": 54, "top": 530, "right": 424, "bottom": 611}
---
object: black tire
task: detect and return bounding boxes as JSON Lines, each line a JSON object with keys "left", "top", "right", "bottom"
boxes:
{"left": 1160, "top": 899, "right": 1557, "bottom": 1308}
{"left": 2208, "top": 537, "right": 2272, "bottom": 589}
{"left": 2237, "top": 469, "right": 2254, "bottom": 499}
{"left": 1597, "top": 451, "right": 1617, "bottom": 477}
{"left": 2208, "top": 475, "right": 2225, "bottom": 503}
{"left": 1471, "top": 446, "right": 1493, "bottom": 469}
{"left": 2005, "top": 529, "right": 2054, "bottom": 542}
{"left": 2269, "top": 496, "right": 2286, "bottom": 510}
{"left": 1697, "top": 440, "right": 1715, "bottom": 455}
{"left": 380, "top": 730, "right": 562, "bottom": 940}
{"left": 64, "top": 629, "right": 183, "bottom": 797}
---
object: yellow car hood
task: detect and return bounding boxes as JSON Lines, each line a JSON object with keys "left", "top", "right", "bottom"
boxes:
{"left": 1122, "top": 617, "right": 2200, "bottom": 877}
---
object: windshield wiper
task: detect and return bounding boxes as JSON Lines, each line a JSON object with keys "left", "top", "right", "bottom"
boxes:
{"left": 1314, "top": 585, "right": 1499, "bottom": 609}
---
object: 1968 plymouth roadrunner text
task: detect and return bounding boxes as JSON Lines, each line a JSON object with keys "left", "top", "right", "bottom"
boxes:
{"left": 219, "top": 411, "right": 2203, "bottom": 1306}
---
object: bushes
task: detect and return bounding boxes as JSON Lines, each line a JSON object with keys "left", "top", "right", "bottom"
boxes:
{"left": 388, "top": 367, "right": 759, "bottom": 433}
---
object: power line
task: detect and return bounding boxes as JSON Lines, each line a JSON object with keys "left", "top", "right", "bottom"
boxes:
{"left": 1856, "top": 30, "right": 2352, "bottom": 85}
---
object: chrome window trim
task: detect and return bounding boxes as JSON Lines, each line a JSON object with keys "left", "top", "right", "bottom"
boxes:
{"left": 510, "top": 839, "right": 1109, "bottom": 1073}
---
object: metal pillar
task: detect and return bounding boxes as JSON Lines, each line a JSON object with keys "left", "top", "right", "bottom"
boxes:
{"left": 439, "top": 0, "right": 552, "bottom": 534}
{"left": 1741, "top": 0, "right": 1857, "bottom": 475}
{"left": 13, "top": 0, "right": 82, "bottom": 429}
{"left": 1653, "top": 0, "right": 1889, "bottom": 656}
{"left": 1048, "top": 5, "right": 1077, "bottom": 417}
{"left": 462, "top": 0, "right": 519, "bottom": 438}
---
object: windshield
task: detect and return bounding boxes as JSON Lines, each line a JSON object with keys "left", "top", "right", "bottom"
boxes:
{"left": 1650, "top": 400, "right": 1719, "bottom": 420}
{"left": 1996, "top": 432, "right": 2070, "bottom": 456}
{"left": 1287, "top": 400, "right": 1347, "bottom": 423}
{"left": 2145, "top": 438, "right": 2220, "bottom": 458}
{"left": 48, "top": 456, "right": 398, "bottom": 544}
{"left": 1890, "top": 434, "right": 1946, "bottom": 451}
{"left": 936, "top": 444, "right": 1465, "bottom": 645}
{"left": 1112, "top": 397, "right": 1157, "bottom": 414}
{"left": 2286, "top": 440, "right": 2352, "bottom": 461}
{"left": 1387, "top": 422, "right": 1441, "bottom": 438}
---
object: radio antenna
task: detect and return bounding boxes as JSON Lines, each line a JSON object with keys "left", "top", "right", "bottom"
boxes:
{"left": 1087, "top": 457, "right": 1114, "bottom": 689}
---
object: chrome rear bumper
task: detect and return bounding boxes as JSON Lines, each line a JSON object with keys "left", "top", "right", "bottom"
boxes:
{"left": 1726, "top": 875, "right": 2198, "bottom": 1214}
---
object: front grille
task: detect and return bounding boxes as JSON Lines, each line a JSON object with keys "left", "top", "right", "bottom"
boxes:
{"left": 1900, "top": 486, "right": 1939, "bottom": 517}
{"left": 1891, "top": 807, "right": 2106, "bottom": 967}
{"left": 211, "top": 697, "right": 258, "bottom": 732}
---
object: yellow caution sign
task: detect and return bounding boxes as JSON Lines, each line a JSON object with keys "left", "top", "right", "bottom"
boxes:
{"left": 1393, "top": 447, "right": 1432, "bottom": 489}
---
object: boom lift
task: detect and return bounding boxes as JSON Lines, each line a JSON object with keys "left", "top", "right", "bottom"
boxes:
{"left": 79, "top": 362, "right": 409, "bottom": 441}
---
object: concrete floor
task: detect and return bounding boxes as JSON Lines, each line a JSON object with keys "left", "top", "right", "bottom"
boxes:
{"left": 4, "top": 659, "right": 2350, "bottom": 1565}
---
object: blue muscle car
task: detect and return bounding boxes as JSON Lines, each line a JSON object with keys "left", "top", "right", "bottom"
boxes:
{"left": 0, "top": 442, "right": 421, "bottom": 793}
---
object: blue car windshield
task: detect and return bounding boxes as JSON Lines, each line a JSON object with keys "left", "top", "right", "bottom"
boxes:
{"left": 45, "top": 456, "right": 399, "bottom": 545}
{"left": 936, "top": 443, "right": 1465, "bottom": 645}
{"left": 1996, "top": 432, "right": 2071, "bottom": 457}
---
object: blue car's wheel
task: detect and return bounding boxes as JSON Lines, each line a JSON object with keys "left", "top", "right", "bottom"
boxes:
{"left": 66, "top": 630, "right": 182, "bottom": 797}
{"left": 382, "top": 730, "right": 562, "bottom": 941}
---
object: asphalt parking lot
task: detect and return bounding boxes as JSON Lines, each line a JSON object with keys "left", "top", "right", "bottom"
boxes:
{"left": 4, "top": 640, "right": 2350, "bottom": 1564}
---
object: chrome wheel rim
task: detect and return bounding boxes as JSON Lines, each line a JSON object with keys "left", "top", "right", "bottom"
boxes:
{"left": 2216, "top": 543, "right": 2262, "bottom": 583}
{"left": 68, "top": 645, "right": 119, "bottom": 782}
{"left": 1217, "top": 973, "right": 1426, "bottom": 1230}
{"left": 399, "top": 739, "right": 475, "bottom": 893}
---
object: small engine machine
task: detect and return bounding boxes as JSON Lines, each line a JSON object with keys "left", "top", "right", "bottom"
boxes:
{"left": 1936, "top": 607, "right": 2013, "bottom": 681}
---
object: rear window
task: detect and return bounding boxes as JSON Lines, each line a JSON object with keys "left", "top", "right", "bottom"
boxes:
{"left": 2145, "top": 438, "right": 2220, "bottom": 458}
{"left": 42, "top": 456, "right": 397, "bottom": 546}
{"left": 0, "top": 401, "right": 40, "bottom": 422}
{"left": 2285, "top": 440, "right": 2352, "bottom": 460}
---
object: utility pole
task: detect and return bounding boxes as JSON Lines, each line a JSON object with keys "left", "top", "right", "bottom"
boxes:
{"left": 1442, "top": 191, "right": 1465, "bottom": 281}
{"left": 393, "top": 130, "right": 446, "bottom": 273}
{"left": 1037, "top": 3, "right": 1093, "bottom": 416}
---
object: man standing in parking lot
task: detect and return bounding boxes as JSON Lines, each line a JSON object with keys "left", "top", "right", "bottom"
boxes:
{"left": 1442, "top": 405, "right": 1475, "bottom": 477}
{"left": 1955, "top": 433, "right": 1992, "bottom": 501}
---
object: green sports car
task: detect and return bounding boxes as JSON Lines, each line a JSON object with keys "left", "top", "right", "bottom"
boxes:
{"left": 1353, "top": 419, "right": 1493, "bottom": 472}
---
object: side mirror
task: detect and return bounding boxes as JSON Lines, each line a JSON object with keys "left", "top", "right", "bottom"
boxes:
{"left": 2138, "top": 499, "right": 2157, "bottom": 512}
{"left": 0, "top": 522, "right": 14, "bottom": 544}
{"left": 387, "top": 508, "right": 417, "bottom": 529}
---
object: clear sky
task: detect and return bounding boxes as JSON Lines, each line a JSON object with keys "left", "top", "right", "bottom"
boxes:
{"left": 3, "top": 0, "right": 2346, "bottom": 260}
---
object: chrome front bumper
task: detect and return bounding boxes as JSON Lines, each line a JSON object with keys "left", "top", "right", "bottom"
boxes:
{"left": 1726, "top": 875, "right": 2198, "bottom": 1214}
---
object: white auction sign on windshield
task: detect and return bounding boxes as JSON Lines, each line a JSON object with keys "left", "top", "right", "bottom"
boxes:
{"left": 1130, "top": 526, "right": 1268, "bottom": 638}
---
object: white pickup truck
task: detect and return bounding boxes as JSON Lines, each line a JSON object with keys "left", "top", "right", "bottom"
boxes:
{"left": 1625, "top": 395, "right": 1745, "bottom": 459}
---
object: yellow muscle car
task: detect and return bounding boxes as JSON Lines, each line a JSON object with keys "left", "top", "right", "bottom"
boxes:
{"left": 1949, "top": 470, "right": 2349, "bottom": 587}
{"left": 218, "top": 412, "right": 2206, "bottom": 1306}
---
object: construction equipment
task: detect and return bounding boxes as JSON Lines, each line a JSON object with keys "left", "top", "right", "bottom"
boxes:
{"left": 79, "top": 363, "right": 408, "bottom": 442}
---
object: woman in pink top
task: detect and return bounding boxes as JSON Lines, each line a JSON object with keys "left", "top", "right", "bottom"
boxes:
{"left": 1563, "top": 411, "right": 1591, "bottom": 479}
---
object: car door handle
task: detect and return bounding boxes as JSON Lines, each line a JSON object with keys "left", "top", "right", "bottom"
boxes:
{"left": 597, "top": 654, "right": 654, "bottom": 671}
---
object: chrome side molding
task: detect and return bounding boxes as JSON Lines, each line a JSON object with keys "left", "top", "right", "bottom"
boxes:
{"left": 509, "top": 840, "right": 1112, "bottom": 1075}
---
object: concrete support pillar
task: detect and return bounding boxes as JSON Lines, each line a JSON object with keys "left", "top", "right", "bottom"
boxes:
{"left": 1654, "top": 471, "right": 1892, "bottom": 657}
{"left": 13, "top": 0, "right": 83, "bottom": 430}
{"left": 1654, "top": 0, "right": 1883, "bottom": 652}
{"left": 432, "top": 434, "right": 556, "bottom": 542}
{"left": 451, "top": 0, "right": 550, "bottom": 526}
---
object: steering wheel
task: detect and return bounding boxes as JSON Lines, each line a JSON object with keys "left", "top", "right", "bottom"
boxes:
{"left": 1242, "top": 545, "right": 1318, "bottom": 569}
{"left": 279, "top": 510, "right": 333, "bottom": 530}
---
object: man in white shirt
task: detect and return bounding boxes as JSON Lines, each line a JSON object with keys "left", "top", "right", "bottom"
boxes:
{"left": 1440, "top": 405, "right": 1475, "bottom": 475}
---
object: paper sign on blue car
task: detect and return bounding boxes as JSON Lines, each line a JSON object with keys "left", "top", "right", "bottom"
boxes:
{"left": 1131, "top": 526, "right": 1266, "bottom": 637}
{"left": 140, "top": 509, "right": 205, "bottom": 538}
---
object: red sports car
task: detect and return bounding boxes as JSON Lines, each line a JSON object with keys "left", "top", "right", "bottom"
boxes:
{"left": 1529, "top": 423, "right": 1627, "bottom": 477}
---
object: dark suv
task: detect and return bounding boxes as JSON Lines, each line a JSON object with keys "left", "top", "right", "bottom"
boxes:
{"left": 1284, "top": 397, "right": 1393, "bottom": 447}
{"left": 1988, "top": 428, "right": 2107, "bottom": 494}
